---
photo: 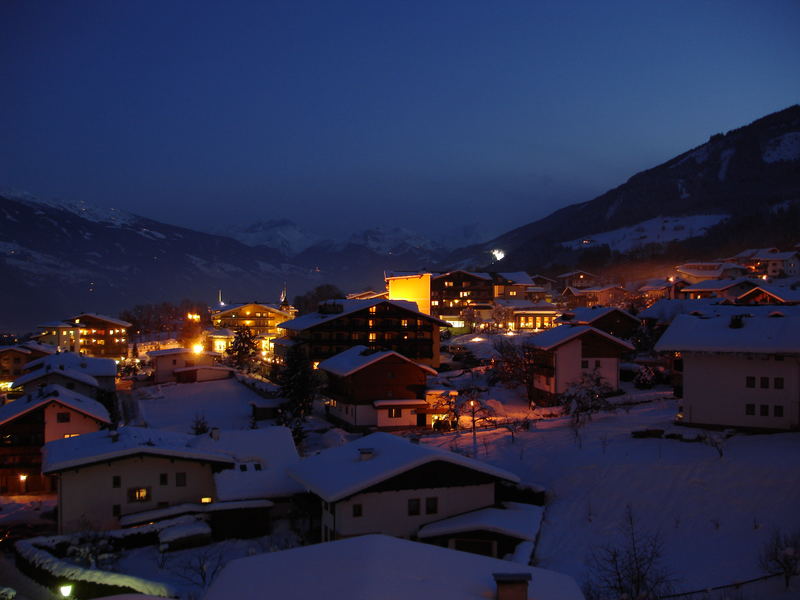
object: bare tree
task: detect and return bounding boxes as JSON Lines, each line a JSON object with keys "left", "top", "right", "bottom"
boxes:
{"left": 560, "top": 371, "right": 615, "bottom": 431}
{"left": 759, "top": 529, "right": 800, "bottom": 589}
{"left": 584, "top": 505, "right": 675, "bottom": 600}
{"left": 491, "top": 338, "right": 537, "bottom": 403}
{"left": 173, "top": 545, "right": 227, "bottom": 590}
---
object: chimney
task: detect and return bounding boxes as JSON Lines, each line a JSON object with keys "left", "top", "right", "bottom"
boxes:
{"left": 210, "top": 427, "right": 220, "bottom": 441}
{"left": 493, "top": 573, "right": 532, "bottom": 600}
{"left": 358, "top": 448, "right": 375, "bottom": 461}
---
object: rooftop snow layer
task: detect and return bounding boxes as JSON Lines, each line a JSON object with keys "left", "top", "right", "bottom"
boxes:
{"left": 556, "top": 306, "right": 638, "bottom": 325}
{"left": 205, "top": 534, "right": 583, "bottom": 600}
{"left": 25, "top": 352, "right": 117, "bottom": 377}
{"left": 12, "top": 366, "right": 99, "bottom": 389}
{"left": 418, "top": 502, "right": 543, "bottom": 542}
{"left": 529, "top": 325, "right": 634, "bottom": 351}
{"left": 654, "top": 314, "right": 800, "bottom": 354}
{"left": 317, "top": 345, "right": 437, "bottom": 378}
{"left": 0, "top": 384, "right": 110, "bottom": 426}
{"left": 278, "top": 299, "right": 449, "bottom": 331}
{"left": 72, "top": 313, "right": 133, "bottom": 328}
{"left": 288, "top": 432, "right": 519, "bottom": 502}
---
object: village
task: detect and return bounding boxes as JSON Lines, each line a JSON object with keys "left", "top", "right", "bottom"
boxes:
{"left": 0, "top": 244, "right": 799, "bottom": 600}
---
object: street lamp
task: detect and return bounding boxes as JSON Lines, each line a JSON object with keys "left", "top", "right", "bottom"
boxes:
{"left": 469, "top": 400, "right": 478, "bottom": 456}
{"left": 59, "top": 583, "right": 73, "bottom": 597}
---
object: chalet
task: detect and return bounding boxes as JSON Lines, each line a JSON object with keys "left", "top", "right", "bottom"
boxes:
{"left": 494, "top": 300, "right": 560, "bottom": 331}
{"left": 674, "top": 262, "right": 749, "bottom": 284}
{"left": 655, "top": 314, "right": 800, "bottom": 430}
{"left": 555, "top": 306, "right": 640, "bottom": 339}
{"left": 492, "top": 272, "right": 535, "bottom": 300}
{"left": 637, "top": 278, "right": 690, "bottom": 303}
{"left": 556, "top": 270, "right": 598, "bottom": 290}
{"left": 346, "top": 289, "right": 390, "bottom": 301}
{"left": 430, "top": 271, "right": 493, "bottom": 318}
{"left": 0, "top": 346, "right": 33, "bottom": 386}
{"left": 211, "top": 302, "right": 295, "bottom": 352}
{"left": 274, "top": 299, "right": 449, "bottom": 368}
{"left": 528, "top": 325, "right": 634, "bottom": 406}
{"left": 737, "top": 284, "right": 800, "bottom": 305}
{"left": 679, "top": 278, "right": 758, "bottom": 301}
{"left": 529, "top": 274, "right": 557, "bottom": 291}
{"left": 319, "top": 345, "right": 437, "bottom": 429}
{"left": 12, "top": 366, "right": 103, "bottom": 399}
{"left": 35, "top": 321, "right": 81, "bottom": 353}
{"left": 0, "top": 385, "right": 110, "bottom": 494}
{"left": 147, "top": 347, "right": 226, "bottom": 384}
{"left": 205, "top": 534, "right": 584, "bottom": 600}
{"left": 726, "top": 248, "right": 800, "bottom": 277}
{"left": 69, "top": 313, "right": 132, "bottom": 358}
{"left": 288, "top": 433, "right": 523, "bottom": 548}
{"left": 19, "top": 352, "right": 117, "bottom": 393}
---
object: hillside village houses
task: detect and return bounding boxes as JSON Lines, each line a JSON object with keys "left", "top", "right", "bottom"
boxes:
{"left": 147, "top": 347, "right": 231, "bottom": 384}
{"left": 36, "top": 313, "right": 131, "bottom": 359}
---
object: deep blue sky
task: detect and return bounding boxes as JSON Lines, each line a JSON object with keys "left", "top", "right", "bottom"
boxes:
{"left": 2, "top": 1, "right": 799, "bottom": 239}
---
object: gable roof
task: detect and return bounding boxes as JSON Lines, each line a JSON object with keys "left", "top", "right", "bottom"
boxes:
{"left": 278, "top": 299, "right": 450, "bottom": 331}
{"left": 0, "top": 384, "right": 110, "bottom": 427}
{"left": 556, "top": 306, "right": 639, "bottom": 326}
{"left": 212, "top": 302, "right": 292, "bottom": 319}
{"left": 737, "top": 284, "right": 800, "bottom": 303}
{"left": 495, "top": 272, "right": 535, "bottom": 285}
{"left": 71, "top": 313, "right": 132, "bottom": 328}
{"left": 556, "top": 270, "right": 597, "bottom": 279}
{"left": 681, "top": 278, "right": 757, "bottom": 293}
{"left": 288, "top": 432, "right": 519, "bottom": 502}
{"left": 528, "top": 325, "right": 634, "bottom": 352}
{"left": 431, "top": 270, "right": 493, "bottom": 281}
{"left": 12, "top": 366, "right": 99, "bottom": 389}
{"left": 317, "top": 345, "right": 437, "bottom": 378}
{"left": 42, "top": 426, "right": 236, "bottom": 473}
{"left": 147, "top": 347, "right": 220, "bottom": 358}
{"left": 205, "top": 534, "right": 583, "bottom": 600}
{"left": 24, "top": 352, "right": 117, "bottom": 377}
{"left": 654, "top": 314, "right": 800, "bottom": 354}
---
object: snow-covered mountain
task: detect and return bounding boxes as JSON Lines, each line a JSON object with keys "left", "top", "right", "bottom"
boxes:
{"left": 218, "top": 219, "right": 322, "bottom": 257}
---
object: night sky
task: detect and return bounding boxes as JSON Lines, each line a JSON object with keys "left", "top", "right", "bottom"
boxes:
{"left": 2, "top": 1, "right": 799, "bottom": 239}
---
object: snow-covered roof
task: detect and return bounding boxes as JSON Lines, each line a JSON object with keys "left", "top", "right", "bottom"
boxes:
{"left": 654, "top": 314, "right": 800, "bottom": 354}
{"left": 637, "top": 298, "right": 724, "bottom": 323}
{"left": 12, "top": 366, "right": 99, "bottom": 389}
{"left": 496, "top": 272, "right": 535, "bottom": 285}
{"left": 418, "top": 502, "right": 543, "bottom": 542}
{"left": 729, "top": 247, "right": 778, "bottom": 259}
{"left": 189, "top": 427, "right": 305, "bottom": 500}
{"left": 271, "top": 337, "right": 297, "bottom": 347}
{"left": 71, "top": 313, "right": 132, "bottom": 328}
{"left": 37, "top": 321, "right": 76, "bottom": 329}
{"left": 556, "top": 270, "right": 597, "bottom": 278}
{"left": 556, "top": 306, "right": 639, "bottom": 325}
{"left": 317, "top": 345, "right": 437, "bottom": 378}
{"left": 119, "top": 499, "right": 274, "bottom": 527}
{"left": 529, "top": 325, "right": 634, "bottom": 352}
{"left": 147, "top": 347, "right": 220, "bottom": 358}
{"left": 754, "top": 250, "right": 797, "bottom": 261}
{"left": 528, "top": 273, "right": 557, "bottom": 282}
{"left": 0, "top": 384, "right": 110, "bottom": 427}
{"left": 25, "top": 352, "right": 117, "bottom": 377}
{"left": 675, "top": 263, "right": 748, "bottom": 278}
{"left": 737, "top": 284, "right": 800, "bottom": 303}
{"left": 18, "top": 341, "right": 57, "bottom": 354}
{"left": 681, "top": 278, "right": 757, "bottom": 292}
{"left": 385, "top": 270, "right": 430, "bottom": 279}
{"left": 494, "top": 299, "right": 558, "bottom": 311}
{"left": 205, "top": 534, "right": 583, "bottom": 600}
{"left": 0, "top": 345, "right": 30, "bottom": 355}
{"left": 372, "top": 399, "right": 429, "bottom": 407}
{"left": 432, "top": 270, "right": 493, "bottom": 281}
{"left": 278, "top": 299, "right": 449, "bottom": 331}
{"left": 43, "top": 427, "right": 236, "bottom": 473}
{"left": 172, "top": 365, "right": 234, "bottom": 374}
{"left": 212, "top": 302, "right": 292, "bottom": 318}
{"left": 288, "top": 432, "right": 519, "bottom": 502}
{"left": 207, "top": 328, "right": 235, "bottom": 337}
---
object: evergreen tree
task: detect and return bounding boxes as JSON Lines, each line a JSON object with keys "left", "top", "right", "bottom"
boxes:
{"left": 226, "top": 327, "right": 259, "bottom": 371}
{"left": 276, "top": 345, "right": 322, "bottom": 445}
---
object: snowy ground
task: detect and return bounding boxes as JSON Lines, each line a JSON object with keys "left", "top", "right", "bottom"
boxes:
{"left": 420, "top": 399, "right": 800, "bottom": 597}
{"left": 132, "top": 379, "right": 262, "bottom": 432}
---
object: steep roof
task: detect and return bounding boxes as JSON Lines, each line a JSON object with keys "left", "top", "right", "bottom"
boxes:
{"left": 556, "top": 306, "right": 639, "bottom": 325}
{"left": 72, "top": 313, "right": 132, "bottom": 328}
{"left": 147, "top": 347, "right": 220, "bottom": 358}
{"left": 0, "top": 384, "right": 110, "bottom": 427}
{"left": 528, "top": 325, "right": 634, "bottom": 352}
{"left": 25, "top": 352, "right": 117, "bottom": 377}
{"left": 681, "top": 278, "right": 757, "bottom": 292}
{"left": 205, "top": 534, "right": 584, "bottom": 600}
{"left": 317, "top": 345, "right": 437, "bottom": 378}
{"left": 737, "top": 284, "right": 800, "bottom": 303}
{"left": 432, "top": 270, "right": 493, "bottom": 281}
{"left": 288, "top": 432, "right": 519, "bottom": 502}
{"left": 418, "top": 502, "right": 543, "bottom": 542}
{"left": 556, "top": 270, "right": 597, "bottom": 278}
{"left": 278, "top": 299, "right": 450, "bottom": 331}
{"left": 496, "top": 272, "right": 535, "bottom": 285}
{"left": 654, "top": 314, "right": 800, "bottom": 354}
{"left": 12, "top": 366, "right": 99, "bottom": 389}
{"left": 212, "top": 302, "right": 292, "bottom": 319}
{"left": 43, "top": 427, "right": 235, "bottom": 473}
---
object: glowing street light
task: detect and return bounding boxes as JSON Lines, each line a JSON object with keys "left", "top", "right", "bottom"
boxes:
{"left": 59, "top": 583, "right": 73, "bottom": 597}
{"left": 192, "top": 343, "right": 204, "bottom": 354}
{"left": 491, "top": 249, "right": 505, "bottom": 261}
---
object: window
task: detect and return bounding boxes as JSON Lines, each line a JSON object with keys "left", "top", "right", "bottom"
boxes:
{"left": 112, "top": 504, "right": 121, "bottom": 517}
{"left": 368, "top": 319, "right": 375, "bottom": 328}
{"left": 745, "top": 376, "right": 755, "bottom": 388}
{"left": 760, "top": 377, "right": 769, "bottom": 389}
{"left": 408, "top": 498, "right": 420, "bottom": 516}
{"left": 368, "top": 333, "right": 377, "bottom": 342}
{"left": 369, "top": 305, "right": 377, "bottom": 314}
{"left": 63, "top": 433, "right": 79, "bottom": 438}
{"left": 254, "top": 463, "right": 262, "bottom": 471}
{"left": 581, "top": 360, "right": 589, "bottom": 369}
{"left": 775, "top": 355, "right": 784, "bottom": 361}
{"left": 388, "top": 408, "right": 402, "bottom": 419}
{"left": 594, "top": 360, "right": 601, "bottom": 368}
{"left": 176, "top": 472, "right": 187, "bottom": 487}
{"left": 352, "top": 503, "right": 363, "bottom": 518}
{"left": 760, "top": 404, "right": 769, "bottom": 416}
{"left": 444, "top": 281, "right": 453, "bottom": 287}
{"left": 172, "top": 359, "right": 177, "bottom": 366}
{"left": 127, "top": 487, "right": 150, "bottom": 502}
{"left": 774, "top": 405, "right": 784, "bottom": 417}
{"left": 159, "top": 473, "right": 168, "bottom": 485}
{"left": 774, "top": 377, "right": 784, "bottom": 390}
{"left": 55, "top": 411, "right": 71, "bottom": 423}
{"left": 112, "top": 475, "right": 121, "bottom": 488}
{"left": 745, "top": 404, "right": 755, "bottom": 415}
{"left": 459, "top": 291, "right": 471, "bottom": 298}
{"left": 509, "top": 290, "right": 517, "bottom": 296}
{"left": 240, "top": 464, "right": 248, "bottom": 472}
{"left": 431, "top": 300, "right": 439, "bottom": 306}
{"left": 425, "top": 497, "right": 438, "bottom": 515}
{"left": 401, "top": 319, "right": 409, "bottom": 328}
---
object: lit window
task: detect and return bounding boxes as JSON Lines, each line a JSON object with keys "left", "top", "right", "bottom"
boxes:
{"left": 369, "top": 333, "right": 377, "bottom": 342}
{"left": 201, "top": 497, "right": 213, "bottom": 504}
{"left": 401, "top": 319, "right": 408, "bottom": 328}
{"left": 368, "top": 319, "right": 375, "bottom": 328}
{"left": 63, "top": 433, "right": 79, "bottom": 438}
{"left": 459, "top": 291, "right": 471, "bottom": 297}
{"left": 388, "top": 408, "right": 402, "bottom": 418}
{"left": 444, "top": 281, "right": 453, "bottom": 287}
{"left": 509, "top": 290, "right": 517, "bottom": 296}
{"left": 369, "top": 305, "right": 377, "bottom": 314}
{"left": 128, "top": 487, "right": 150, "bottom": 502}
{"left": 431, "top": 300, "right": 439, "bottom": 306}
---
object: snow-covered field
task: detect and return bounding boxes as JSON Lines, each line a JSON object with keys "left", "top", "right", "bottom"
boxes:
{"left": 420, "top": 399, "right": 800, "bottom": 597}
{"left": 133, "top": 379, "right": 261, "bottom": 432}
